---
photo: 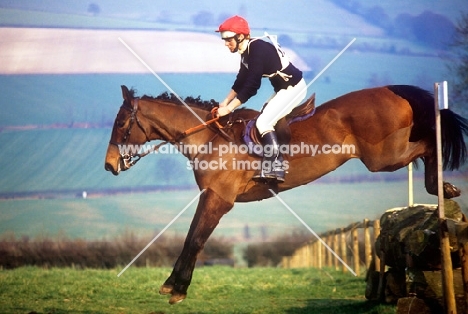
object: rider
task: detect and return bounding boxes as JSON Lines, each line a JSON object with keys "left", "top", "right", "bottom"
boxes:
{"left": 216, "top": 15, "right": 307, "bottom": 183}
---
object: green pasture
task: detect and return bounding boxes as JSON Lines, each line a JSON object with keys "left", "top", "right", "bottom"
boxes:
{"left": 0, "top": 266, "right": 396, "bottom": 314}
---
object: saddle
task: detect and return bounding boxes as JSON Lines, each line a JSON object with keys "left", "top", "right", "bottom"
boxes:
{"left": 243, "top": 93, "right": 316, "bottom": 151}
{"left": 211, "top": 93, "right": 315, "bottom": 156}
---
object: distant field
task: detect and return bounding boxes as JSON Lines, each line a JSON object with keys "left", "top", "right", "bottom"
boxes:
{"left": 0, "top": 50, "right": 454, "bottom": 127}
{"left": 1, "top": 176, "right": 465, "bottom": 240}
{"left": 0, "top": 266, "right": 396, "bottom": 314}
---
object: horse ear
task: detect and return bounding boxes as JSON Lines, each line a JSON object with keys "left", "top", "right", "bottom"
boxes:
{"left": 310, "top": 93, "right": 316, "bottom": 104}
{"left": 121, "top": 85, "right": 131, "bottom": 103}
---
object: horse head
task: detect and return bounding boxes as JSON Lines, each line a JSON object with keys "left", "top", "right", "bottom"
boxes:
{"left": 105, "top": 85, "right": 218, "bottom": 175}
{"left": 104, "top": 85, "right": 153, "bottom": 175}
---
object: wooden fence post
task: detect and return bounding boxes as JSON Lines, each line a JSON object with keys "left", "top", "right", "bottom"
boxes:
{"left": 364, "top": 219, "right": 372, "bottom": 270}
{"left": 310, "top": 241, "right": 315, "bottom": 268}
{"left": 301, "top": 245, "right": 307, "bottom": 268}
{"left": 352, "top": 227, "right": 360, "bottom": 276}
{"left": 310, "top": 242, "right": 315, "bottom": 268}
{"left": 334, "top": 231, "right": 339, "bottom": 270}
{"left": 340, "top": 228, "right": 347, "bottom": 273}
{"left": 327, "top": 232, "right": 333, "bottom": 268}
{"left": 316, "top": 241, "right": 323, "bottom": 269}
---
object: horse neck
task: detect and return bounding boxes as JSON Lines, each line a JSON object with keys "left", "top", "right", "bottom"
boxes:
{"left": 139, "top": 99, "right": 212, "bottom": 144}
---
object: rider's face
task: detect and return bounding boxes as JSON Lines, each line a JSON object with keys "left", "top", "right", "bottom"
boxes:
{"left": 224, "top": 34, "right": 244, "bottom": 53}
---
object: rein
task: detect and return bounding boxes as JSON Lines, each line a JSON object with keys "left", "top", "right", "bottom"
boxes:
{"left": 179, "top": 108, "right": 224, "bottom": 138}
{"left": 135, "top": 108, "right": 223, "bottom": 159}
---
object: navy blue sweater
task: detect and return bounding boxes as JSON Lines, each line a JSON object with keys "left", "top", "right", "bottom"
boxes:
{"left": 232, "top": 39, "right": 303, "bottom": 104}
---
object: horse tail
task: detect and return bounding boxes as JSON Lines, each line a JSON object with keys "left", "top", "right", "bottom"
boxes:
{"left": 440, "top": 109, "right": 468, "bottom": 170}
{"left": 386, "top": 85, "right": 468, "bottom": 170}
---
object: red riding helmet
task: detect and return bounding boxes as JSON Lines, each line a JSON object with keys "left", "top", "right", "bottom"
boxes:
{"left": 216, "top": 15, "right": 250, "bottom": 39}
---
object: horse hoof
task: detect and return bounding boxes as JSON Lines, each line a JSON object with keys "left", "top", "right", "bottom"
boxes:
{"left": 169, "top": 292, "right": 186, "bottom": 304}
{"left": 159, "top": 284, "right": 173, "bottom": 295}
{"left": 443, "top": 182, "right": 461, "bottom": 199}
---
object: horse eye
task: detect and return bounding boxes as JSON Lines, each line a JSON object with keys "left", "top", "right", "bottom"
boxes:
{"left": 117, "top": 120, "right": 126, "bottom": 128}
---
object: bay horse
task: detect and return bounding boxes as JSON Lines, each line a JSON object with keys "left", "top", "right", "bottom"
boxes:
{"left": 105, "top": 84, "right": 468, "bottom": 304}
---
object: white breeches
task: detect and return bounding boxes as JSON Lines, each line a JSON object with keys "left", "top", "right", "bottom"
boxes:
{"left": 256, "top": 78, "right": 307, "bottom": 136}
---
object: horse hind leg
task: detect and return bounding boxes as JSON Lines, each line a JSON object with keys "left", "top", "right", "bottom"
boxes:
{"left": 424, "top": 154, "right": 461, "bottom": 199}
{"left": 159, "top": 188, "right": 233, "bottom": 304}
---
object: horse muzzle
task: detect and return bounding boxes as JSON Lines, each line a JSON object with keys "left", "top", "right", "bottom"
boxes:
{"left": 104, "top": 144, "right": 127, "bottom": 175}
{"left": 105, "top": 155, "right": 134, "bottom": 175}
{"left": 104, "top": 160, "right": 120, "bottom": 176}
{"left": 105, "top": 151, "right": 140, "bottom": 175}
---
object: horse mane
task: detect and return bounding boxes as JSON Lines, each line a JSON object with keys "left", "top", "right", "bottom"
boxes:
{"left": 130, "top": 88, "right": 219, "bottom": 111}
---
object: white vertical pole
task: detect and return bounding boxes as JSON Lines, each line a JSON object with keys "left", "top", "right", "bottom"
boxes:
{"left": 434, "top": 81, "right": 456, "bottom": 314}
{"left": 435, "top": 81, "right": 447, "bottom": 217}
{"left": 408, "top": 163, "right": 413, "bottom": 206}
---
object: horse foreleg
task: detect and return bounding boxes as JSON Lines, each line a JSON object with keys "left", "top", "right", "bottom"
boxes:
{"left": 424, "top": 155, "right": 461, "bottom": 199}
{"left": 159, "top": 188, "right": 233, "bottom": 304}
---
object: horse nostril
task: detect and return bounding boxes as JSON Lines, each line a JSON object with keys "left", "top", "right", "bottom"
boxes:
{"left": 105, "top": 163, "right": 113, "bottom": 172}
{"left": 105, "top": 162, "right": 120, "bottom": 176}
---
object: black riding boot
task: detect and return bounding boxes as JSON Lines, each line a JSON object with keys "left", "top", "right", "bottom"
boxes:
{"left": 252, "top": 131, "right": 285, "bottom": 183}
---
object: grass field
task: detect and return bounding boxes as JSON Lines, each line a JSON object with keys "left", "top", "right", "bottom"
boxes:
{"left": 0, "top": 266, "right": 396, "bottom": 314}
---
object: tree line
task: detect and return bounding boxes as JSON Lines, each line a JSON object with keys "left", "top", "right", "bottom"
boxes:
{"left": 0, "top": 230, "right": 311, "bottom": 269}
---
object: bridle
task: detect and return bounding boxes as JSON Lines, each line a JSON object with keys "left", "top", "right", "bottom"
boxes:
{"left": 108, "top": 98, "right": 153, "bottom": 169}
{"left": 109, "top": 98, "right": 224, "bottom": 169}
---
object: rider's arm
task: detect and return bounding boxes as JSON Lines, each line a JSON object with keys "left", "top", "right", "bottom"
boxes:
{"left": 220, "top": 89, "right": 238, "bottom": 108}
{"left": 226, "top": 98, "right": 242, "bottom": 112}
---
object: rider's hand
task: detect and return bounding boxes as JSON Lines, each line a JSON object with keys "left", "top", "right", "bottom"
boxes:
{"left": 217, "top": 106, "right": 231, "bottom": 117}
{"left": 219, "top": 99, "right": 230, "bottom": 108}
